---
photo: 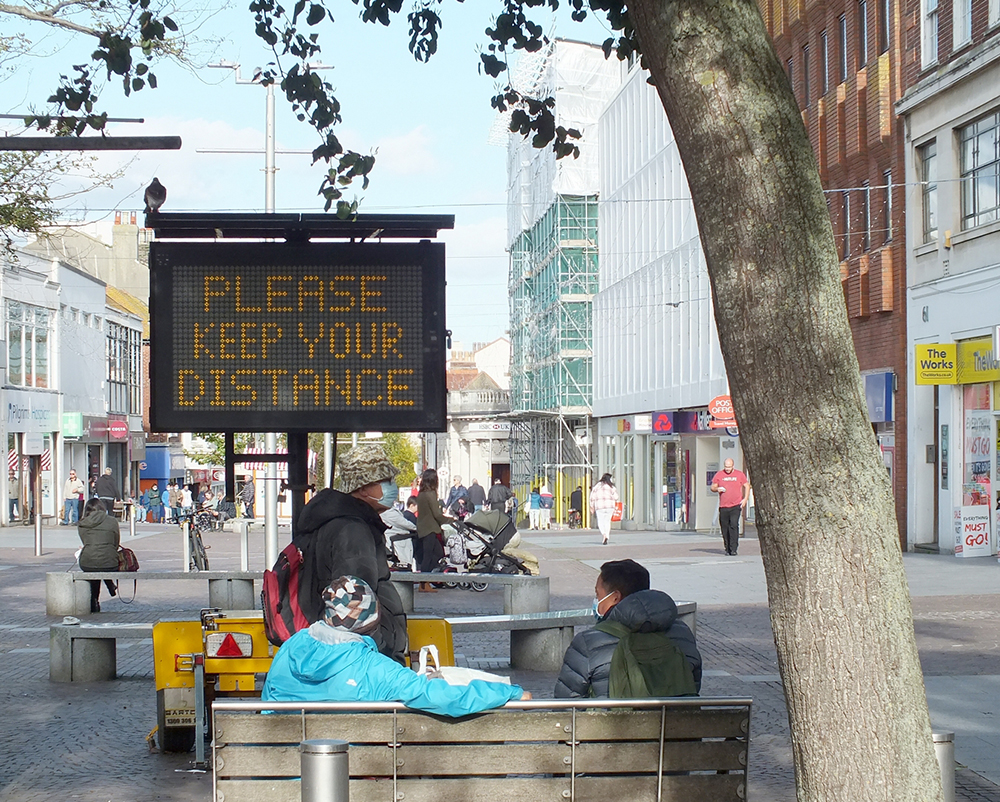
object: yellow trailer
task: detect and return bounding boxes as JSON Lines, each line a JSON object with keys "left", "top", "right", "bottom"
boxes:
{"left": 152, "top": 609, "right": 454, "bottom": 758}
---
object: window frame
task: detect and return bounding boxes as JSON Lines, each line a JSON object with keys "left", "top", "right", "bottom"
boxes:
{"left": 839, "top": 14, "right": 849, "bottom": 82}
{"left": 953, "top": 0, "right": 972, "bottom": 48}
{"left": 821, "top": 30, "right": 830, "bottom": 95}
{"left": 883, "top": 170, "right": 893, "bottom": 244}
{"left": 862, "top": 180, "right": 871, "bottom": 252}
{"left": 919, "top": 141, "right": 938, "bottom": 243}
{"left": 803, "top": 44, "right": 811, "bottom": 107}
{"left": 960, "top": 113, "right": 1000, "bottom": 230}
{"left": 858, "top": 0, "right": 869, "bottom": 68}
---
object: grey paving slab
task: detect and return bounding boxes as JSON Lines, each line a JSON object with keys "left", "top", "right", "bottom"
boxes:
{"left": 925, "top": 676, "right": 1000, "bottom": 786}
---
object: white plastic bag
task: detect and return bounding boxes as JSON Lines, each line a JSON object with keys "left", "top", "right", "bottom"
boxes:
{"left": 415, "top": 645, "right": 510, "bottom": 686}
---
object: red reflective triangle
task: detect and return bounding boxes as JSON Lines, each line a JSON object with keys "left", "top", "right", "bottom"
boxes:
{"left": 216, "top": 633, "right": 244, "bottom": 657}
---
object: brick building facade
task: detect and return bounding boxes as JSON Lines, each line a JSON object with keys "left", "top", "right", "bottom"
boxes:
{"left": 763, "top": 0, "right": 909, "bottom": 546}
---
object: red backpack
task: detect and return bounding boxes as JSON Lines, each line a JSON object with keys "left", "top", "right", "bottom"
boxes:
{"left": 261, "top": 541, "right": 311, "bottom": 646}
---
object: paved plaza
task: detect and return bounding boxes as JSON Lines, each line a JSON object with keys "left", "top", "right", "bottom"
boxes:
{"left": 0, "top": 520, "right": 998, "bottom": 801}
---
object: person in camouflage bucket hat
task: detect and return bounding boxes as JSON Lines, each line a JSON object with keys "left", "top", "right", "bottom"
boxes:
{"left": 290, "top": 443, "right": 408, "bottom": 663}
{"left": 336, "top": 443, "right": 400, "bottom": 494}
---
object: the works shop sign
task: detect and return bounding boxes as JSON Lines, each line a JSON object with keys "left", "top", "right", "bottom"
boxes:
{"left": 149, "top": 241, "right": 447, "bottom": 433}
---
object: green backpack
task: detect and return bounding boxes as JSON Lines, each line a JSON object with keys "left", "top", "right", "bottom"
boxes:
{"left": 594, "top": 620, "right": 698, "bottom": 698}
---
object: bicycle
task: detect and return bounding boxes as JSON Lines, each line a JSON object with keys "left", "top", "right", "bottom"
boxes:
{"left": 177, "top": 510, "right": 211, "bottom": 571}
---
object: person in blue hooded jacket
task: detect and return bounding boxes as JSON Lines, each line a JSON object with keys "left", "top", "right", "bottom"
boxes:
{"left": 263, "top": 576, "right": 531, "bottom": 716}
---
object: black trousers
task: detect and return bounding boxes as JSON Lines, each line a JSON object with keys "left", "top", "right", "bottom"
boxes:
{"left": 418, "top": 534, "right": 443, "bottom": 572}
{"left": 720, "top": 505, "right": 742, "bottom": 554}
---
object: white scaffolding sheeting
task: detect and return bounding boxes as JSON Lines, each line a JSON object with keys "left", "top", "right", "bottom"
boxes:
{"left": 504, "top": 40, "right": 621, "bottom": 247}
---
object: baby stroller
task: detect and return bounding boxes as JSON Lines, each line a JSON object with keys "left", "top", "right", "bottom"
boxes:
{"left": 461, "top": 508, "right": 531, "bottom": 575}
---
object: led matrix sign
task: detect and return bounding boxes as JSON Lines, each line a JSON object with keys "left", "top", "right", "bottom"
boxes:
{"left": 149, "top": 241, "right": 447, "bottom": 433}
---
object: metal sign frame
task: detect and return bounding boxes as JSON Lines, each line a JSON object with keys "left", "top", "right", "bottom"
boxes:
{"left": 149, "top": 240, "right": 447, "bottom": 433}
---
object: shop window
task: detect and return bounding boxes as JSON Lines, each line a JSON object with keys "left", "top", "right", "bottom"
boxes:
{"left": 960, "top": 112, "right": 1000, "bottom": 230}
{"left": 6, "top": 300, "right": 50, "bottom": 388}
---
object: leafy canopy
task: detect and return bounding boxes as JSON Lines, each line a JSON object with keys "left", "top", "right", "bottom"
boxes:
{"left": 14, "top": 0, "right": 639, "bottom": 213}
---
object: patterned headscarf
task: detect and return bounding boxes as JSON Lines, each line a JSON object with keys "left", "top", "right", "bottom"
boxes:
{"left": 321, "top": 576, "right": 380, "bottom": 634}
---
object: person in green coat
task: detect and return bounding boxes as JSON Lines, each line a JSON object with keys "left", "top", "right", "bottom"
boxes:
{"left": 77, "top": 498, "right": 120, "bottom": 613}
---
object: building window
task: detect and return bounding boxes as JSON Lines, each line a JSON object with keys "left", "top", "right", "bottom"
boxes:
{"left": 923, "top": 0, "right": 939, "bottom": 66}
{"left": 991, "top": 0, "right": 1000, "bottom": 27}
{"left": 954, "top": 0, "right": 972, "bottom": 47}
{"left": 920, "top": 142, "right": 938, "bottom": 242}
{"left": 879, "top": 0, "right": 890, "bottom": 53}
{"left": 106, "top": 321, "right": 142, "bottom": 415}
{"left": 787, "top": 58, "right": 795, "bottom": 103}
{"left": 858, "top": 0, "right": 869, "bottom": 67}
{"left": 6, "top": 301, "right": 50, "bottom": 389}
{"left": 883, "top": 170, "right": 893, "bottom": 243}
{"left": 862, "top": 181, "right": 871, "bottom": 251}
{"left": 839, "top": 14, "right": 849, "bottom": 81}
{"left": 842, "top": 190, "right": 852, "bottom": 259}
{"left": 961, "top": 113, "right": 1000, "bottom": 230}
{"left": 803, "top": 44, "right": 811, "bottom": 107}
{"left": 821, "top": 30, "right": 830, "bottom": 94}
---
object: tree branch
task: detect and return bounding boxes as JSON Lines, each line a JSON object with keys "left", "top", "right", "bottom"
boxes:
{"left": 0, "top": 2, "right": 101, "bottom": 37}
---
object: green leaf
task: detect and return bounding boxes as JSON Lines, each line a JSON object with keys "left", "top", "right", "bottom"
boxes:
{"left": 307, "top": 3, "right": 325, "bottom": 25}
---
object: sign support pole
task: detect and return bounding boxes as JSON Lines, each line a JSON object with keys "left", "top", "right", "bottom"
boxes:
{"left": 287, "top": 432, "right": 310, "bottom": 528}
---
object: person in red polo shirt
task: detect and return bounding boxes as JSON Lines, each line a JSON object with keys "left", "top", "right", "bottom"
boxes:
{"left": 710, "top": 458, "right": 750, "bottom": 556}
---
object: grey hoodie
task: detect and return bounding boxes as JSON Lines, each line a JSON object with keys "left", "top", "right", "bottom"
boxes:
{"left": 554, "top": 589, "right": 702, "bottom": 698}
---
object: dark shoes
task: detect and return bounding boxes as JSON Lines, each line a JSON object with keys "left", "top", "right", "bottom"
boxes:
{"left": 90, "top": 600, "right": 101, "bottom": 613}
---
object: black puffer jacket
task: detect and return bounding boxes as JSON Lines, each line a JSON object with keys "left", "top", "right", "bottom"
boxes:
{"left": 294, "top": 488, "right": 407, "bottom": 664}
{"left": 554, "top": 589, "right": 702, "bottom": 697}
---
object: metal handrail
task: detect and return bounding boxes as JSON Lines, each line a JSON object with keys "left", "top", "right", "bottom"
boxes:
{"left": 212, "top": 696, "right": 753, "bottom": 713}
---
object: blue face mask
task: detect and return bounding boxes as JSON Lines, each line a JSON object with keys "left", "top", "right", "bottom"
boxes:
{"left": 591, "top": 590, "right": 615, "bottom": 621}
{"left": 378, "top": 480, "right": 398, "bottom": 508}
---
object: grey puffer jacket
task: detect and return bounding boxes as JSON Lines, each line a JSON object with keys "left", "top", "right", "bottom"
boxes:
{"left": 554, "top": 589, "right": 702, "bottom": 698}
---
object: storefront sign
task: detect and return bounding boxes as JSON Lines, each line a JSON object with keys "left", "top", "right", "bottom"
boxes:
{"left": 108, "top": 419, "right": 129, "bottom": 440}
{"left": 6, "top": 389, "right": 58, "bottom": 433}
{"left": 62, "top": 412, "right": 83, "bottom": 438}
{"left": 957, "top": 338, "right": 1000, "bottom": 384}
{"left": 652, "top": 411, "right": 674, "bottom": 433}
{"left": 954, "top": 506, "right": 992, "bottom": 557}
{"left": 149, "top": 241, "right": 447, "bottom": 433}
{"left": 466, "top": 421, "right": 511, "bottom": 433}
{"left": 82, "top": 416, "right": 109, "bottom": 442}
{"left": 616, "top": 417, "right": 633, "bottom": 433}
{"left": 864, "top": 372, "right": 894, "bottom": 423}
{"left": 634, "top": 414, "right": 652, "bottom": 433}
{"left": 708, "top": 395, "right": 736, "bottom": 428}
{"left": 675, "top": 410, "right": 714, "bottom": 433}
{"left": 914, "top": 344, "right": 957, "bottom": 385}
{"left": 963, "top": 409, "right": 992, "bottom": 506}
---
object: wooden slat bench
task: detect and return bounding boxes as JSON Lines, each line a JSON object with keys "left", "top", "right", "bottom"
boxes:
{"left": 213, "top": 697, "right": 751, "bottom": 802}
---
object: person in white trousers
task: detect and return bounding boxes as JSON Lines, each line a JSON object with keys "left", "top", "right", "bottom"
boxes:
{"left": 589, "top": 474, "right": 619, "bottom": 545}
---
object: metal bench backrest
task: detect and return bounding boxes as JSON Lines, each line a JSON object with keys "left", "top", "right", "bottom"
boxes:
{"left": 213, "top": 697, "right": 751, "bottom": 802}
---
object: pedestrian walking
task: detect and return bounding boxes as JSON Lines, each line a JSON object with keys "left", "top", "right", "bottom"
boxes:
{"left": 8, "top": 470, "right": 20, "bottom": 522}
{"left": 94, "top": 468, "right": 121, "bottom": 515}
{"left": 528, "top": 487, "right": 541, "bottom": 530}
{"left": 539, "top": 485, "right": 554, "bottom": 529}
{"left": 487, "top": 478, "right": 512, "bottom": 511}
{"left": 239, "top": 477, "right": 255, "bottom": 519}
{"left": 145, "top": 484, "right": 164, "bottom": 523}
{"left": 167, "top": 481, "right": 181, "bottom": 522}
{"left": 62, "top": 469, "right": 85, "bottom": 525}
{"left": 467, "top": 478, "right": 487, "bottom": 512}
{"left": 710, "top": 458, "right": 750, "bottom": 556}
{"left": 589, "top": 474, "right": 619, "bottom": 545}
{"left": 415, "top": 468, "right": 453, "bottom": 590}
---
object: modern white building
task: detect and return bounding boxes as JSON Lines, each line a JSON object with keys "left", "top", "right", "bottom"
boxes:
{"left": 593, "top": 61, "right": 739, "bottom": 531}
{"left": 899, "top": 35, "right": 1000, "bottom": 556}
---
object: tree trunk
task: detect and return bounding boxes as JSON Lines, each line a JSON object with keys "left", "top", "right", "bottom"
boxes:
{"left": 627, "top": 1, "right": 943, "bottom": 799}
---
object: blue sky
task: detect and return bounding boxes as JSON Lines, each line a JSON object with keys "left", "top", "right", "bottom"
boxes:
{"left": 2, "top": 2, "right": 613, "bottom": 346}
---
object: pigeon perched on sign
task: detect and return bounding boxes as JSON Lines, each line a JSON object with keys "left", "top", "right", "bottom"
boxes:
{"left": 144, "top": 177, "right": 167, "bottom": 214}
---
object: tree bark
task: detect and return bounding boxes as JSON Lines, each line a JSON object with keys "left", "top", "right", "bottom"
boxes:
{"left": 627, "top": 1, "right": 943, "bottom": 799}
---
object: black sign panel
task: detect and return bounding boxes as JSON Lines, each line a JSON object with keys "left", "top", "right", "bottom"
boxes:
{"left": 149, "top": 241, "right": 446, "bottom": 433}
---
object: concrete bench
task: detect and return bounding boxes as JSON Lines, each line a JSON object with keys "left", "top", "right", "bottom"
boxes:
{"left": 50, "top": 622, "right": 154, "bottom": 682}
{"left": 46, "top": 571, "right": 260, "bottom": 616}
{"left": 390, "top": 571, "right": 549, "bottom": 616}
{"left": 212, "top": 696, "right": 752, "bottom": 802}
{"left": 444, "top": 602, "right": 697, "bottom": 672}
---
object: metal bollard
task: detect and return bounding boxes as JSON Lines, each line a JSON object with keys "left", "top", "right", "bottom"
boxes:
{"left": 932, "top": 731, "right": 955, "bottom": 802}
{"left": 300, "top": 739, "right": 349, "bottom": 802}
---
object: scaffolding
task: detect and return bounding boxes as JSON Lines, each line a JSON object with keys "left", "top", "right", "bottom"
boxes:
{"left": 502, "top": 40, "right": 620, "bottom": 503}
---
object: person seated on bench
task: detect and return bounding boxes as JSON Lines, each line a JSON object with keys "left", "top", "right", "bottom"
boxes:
{"left": 78, "top": 497, "right": 120, "bottom": 613}
{"left": 263, "top": 576, "right": 531, "bottom": 715}
{"left": 554, "top": 559, "right": 702, "bottom": 697}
